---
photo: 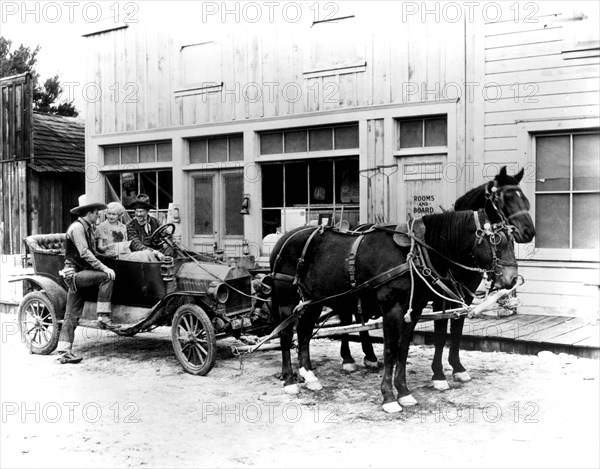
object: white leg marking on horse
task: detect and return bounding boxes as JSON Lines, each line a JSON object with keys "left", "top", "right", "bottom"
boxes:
{"left": 432, "top": 380, "right": 450, "bottom": 391}
{"left": 284, "top": 384, "right": 300, "bottom": 394}
{"left": 453, "top": 371, "right": 472, "bottom": 383}
{"left": 363, "top": 358, "right": 380, "bottom": 369}
{"left": 398, "top": 394, "right": 418, "bottom": 406}
{"left": 382, "top": 401, "right": 402, "bottom": 413}
{"left": 299, "top": 367, "right": 323, "bottom": 391}
{"left": 342, "top": 362, "right": 358, "bottom": 372}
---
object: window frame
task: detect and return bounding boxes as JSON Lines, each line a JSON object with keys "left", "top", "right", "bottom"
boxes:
{"left": 260, "top": 156, "right": 360, "bottom": 233}
{"left": 104, "top": 169, "right": 174, "bottom": 224}
{"left": 188, "top": 134, "right": 244, "bottom": 164}
{"left": 533, "top": 130, "right": 600, "bottom": 259}
{"left": 102, "top": 141, "right": 173, "bottom": 166}
{"left": 257, "top": 124, "right": 359, "bottom": 159}
{"left": 394, "top": 115, "right": 448, "bottom": 156}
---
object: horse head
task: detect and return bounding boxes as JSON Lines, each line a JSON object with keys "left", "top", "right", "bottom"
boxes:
{"left": 471, "top": 213, "right": 519, "bottom": 290}
{"left": 489, "top": 166, "right": 535, "bottom": 243}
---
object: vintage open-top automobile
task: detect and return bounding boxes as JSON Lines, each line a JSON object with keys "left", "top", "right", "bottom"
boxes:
{"left": 14, "top": 224, "right": 273, "bottom": 375}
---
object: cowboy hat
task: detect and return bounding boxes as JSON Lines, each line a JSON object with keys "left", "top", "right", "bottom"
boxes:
{"left": 70, "top": 194, "right": 107, "bottom": 215}
{"left": 127, "top": 194, "right": 156, "bottom": 210}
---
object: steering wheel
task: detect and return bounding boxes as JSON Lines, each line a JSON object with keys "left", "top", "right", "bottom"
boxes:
{"left": 149, "top": 223, "right": 176, "bottom": 247}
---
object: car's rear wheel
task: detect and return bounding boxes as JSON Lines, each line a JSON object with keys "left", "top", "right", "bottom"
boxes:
{"left": 18, "top": 291, "right": 61, "bottom": 355}
{"left": 171, "top": 304, "right": 216, "bottom": 375}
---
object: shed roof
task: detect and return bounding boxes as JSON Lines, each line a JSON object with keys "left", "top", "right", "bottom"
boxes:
{"left": 31, "top": 112, "right": 85, "bottom": 173}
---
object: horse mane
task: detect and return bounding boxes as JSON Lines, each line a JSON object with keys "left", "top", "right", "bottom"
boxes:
{"left": 454, "top": 182, "right": 489, "bottom": 211}
{"left": 455, "top": 168, "right": 524, "bottom": 211}
{"left": 422, "top": 210, "right": 475, "bottom": 255}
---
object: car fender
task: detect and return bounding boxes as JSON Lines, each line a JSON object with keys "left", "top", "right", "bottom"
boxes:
{"left": 11, "top": 274, "right": 67, "bottom": 319}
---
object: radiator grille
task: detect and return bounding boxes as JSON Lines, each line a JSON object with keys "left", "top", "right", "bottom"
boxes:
{"left": 225, "top": 277, "right": 252, "bottom": 314}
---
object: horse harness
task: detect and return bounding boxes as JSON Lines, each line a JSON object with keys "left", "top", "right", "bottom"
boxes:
{"left": 271, "top": 211, "right": 513, "bottom": 316}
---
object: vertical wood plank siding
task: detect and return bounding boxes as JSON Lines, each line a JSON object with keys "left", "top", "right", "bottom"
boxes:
{"left": 86, "top": 19, "right": 465, "bottom": 134}
{"left": 0, "top": 74, "right": 32, "bottom": 254}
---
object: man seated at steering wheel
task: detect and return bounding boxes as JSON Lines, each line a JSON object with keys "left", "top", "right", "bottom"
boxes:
{"left": 126, "top": 194, "right": 175, "bottom": 260}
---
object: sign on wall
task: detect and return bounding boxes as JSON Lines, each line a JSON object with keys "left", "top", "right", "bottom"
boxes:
{"left": 402, "top": 161, "right": 444, "bottom": 219}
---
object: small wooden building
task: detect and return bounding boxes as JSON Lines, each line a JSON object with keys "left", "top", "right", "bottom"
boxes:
{"left": 0, "top": 73, "right": 85, "bottom": 255}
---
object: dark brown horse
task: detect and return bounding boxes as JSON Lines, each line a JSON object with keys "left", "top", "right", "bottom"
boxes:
{"left": 430, "top": 165, "right": 534, "bottom": 389}
{"left": 336, "top": 166, "right": 535, "bottom": 382}
{"left": 270, "top": 209, "right": 518, "bottom": 412}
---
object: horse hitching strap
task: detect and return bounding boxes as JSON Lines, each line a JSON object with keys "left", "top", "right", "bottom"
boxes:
{"left": 271, "top": 226, "right": 316, "bottom": 281}
{"left": 294, "top": 226, "right": 323, "bottom": 286}
{"left": 347, "top": 234, "right": 365, "bottom": 288}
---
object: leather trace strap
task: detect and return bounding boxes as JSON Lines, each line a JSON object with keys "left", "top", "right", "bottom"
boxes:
{"left": 347, "top": 234, "right": 365, "bottom": 288}
{"left": 294, "top": 226, "right": 324, "bottom": 288}
{"left": 271, "top": 226, "right": 316, "bottom": 281}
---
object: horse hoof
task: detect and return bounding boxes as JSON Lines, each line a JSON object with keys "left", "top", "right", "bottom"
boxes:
{"left": 299, "top": 367, "right": 323, "bottom": 391}
{"left": 398, "top": 394, "right": 418, "bottom": 406}
{"left": 305, "top": 379, "right": 323, "bottom": 391}
{"left": 284, "top": 384, "right": 299, "bottom": 394}
{"left": 432, "top": 380, "right": 450, "bottom": 391}
{"left": 382, "top": 401, "right": 402, "bottom": 413}
{"left": 342, "top": 362, "right": 358, "bottom": 372}
{"left": 453, "top": 371, "right": 472, "bottom": 383}
{"left": 363, "top": 358, "right": 380, "bottom": 369}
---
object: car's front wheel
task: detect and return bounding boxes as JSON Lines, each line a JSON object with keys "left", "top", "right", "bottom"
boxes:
{"left": 171, "top": 304, "right": 216, "bottom": 375}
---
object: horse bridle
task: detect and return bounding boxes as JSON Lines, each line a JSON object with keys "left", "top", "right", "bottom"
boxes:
{"left": 473, "top": 212, "right": 518, "bottom": 278}
{"left": 485, "top": 183, "right": 530, "bottom": 227}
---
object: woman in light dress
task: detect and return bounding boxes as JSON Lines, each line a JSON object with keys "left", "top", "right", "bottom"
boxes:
{"left": 96, "top": 202, "right": 157, "bottom": 262}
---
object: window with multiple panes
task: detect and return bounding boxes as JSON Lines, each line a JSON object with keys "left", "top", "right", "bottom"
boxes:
{"left": 103, "top": 142, "right": 173, "bottom": 222}
{"left": 259, "top": 124, "right": 360, "bottom": 235}
{"left": 189, "top": 134, "right": 243, "bottom": 163}
{"left": 103, "top": 141, "right": 172, "bottom": 165}
{"left": 261, "top": 158, "right": 360, "bottom": 235}
{"left": 535, "top": 131, "right": 600, "bottom": 251}
{"left": 396, "top": 116, "right": 447, "bottom": 149}
{"left": 105, "top": 170, "right": 174, "bottom": 223}
{"left": 260, "top": 124, "right": 359, "bottom": 155}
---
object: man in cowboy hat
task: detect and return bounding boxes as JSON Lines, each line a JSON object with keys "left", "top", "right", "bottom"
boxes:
{"left": 126, "top": 194, "right": 170, "bottom": 259}
{"left": 57, "top": 194, "right": 120, "bottom": 364}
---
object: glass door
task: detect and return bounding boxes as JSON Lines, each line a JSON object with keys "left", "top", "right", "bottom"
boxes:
{"left": 191, "top": 169, "right": 244, "bottom": 254}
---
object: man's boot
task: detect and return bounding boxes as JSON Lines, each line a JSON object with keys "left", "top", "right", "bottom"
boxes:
{"left": 98, "top": 313, "right": 120, "bottom": 331}
{"left": 57, "top": 352, "right": 83, "bottom": 364}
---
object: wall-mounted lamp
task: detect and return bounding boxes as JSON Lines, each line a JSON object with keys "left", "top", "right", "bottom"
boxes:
{"left": 240, "top": 194, "right": 250, "bottom": 215}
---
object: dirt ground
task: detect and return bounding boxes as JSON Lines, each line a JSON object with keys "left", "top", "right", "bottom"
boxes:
{"left": 1, "top": 312, "right": 599, "bottom": 469}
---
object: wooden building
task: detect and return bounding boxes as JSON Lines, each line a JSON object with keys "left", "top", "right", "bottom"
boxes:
{"left": 82, "top": 2, "right": 599, "bottom": 318}
{"left": 0, "top": 73, "right": 85, "bottom": 255}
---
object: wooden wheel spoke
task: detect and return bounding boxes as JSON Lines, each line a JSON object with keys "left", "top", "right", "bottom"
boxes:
{"left": 181, "top": 316, "right": 192, "bottom": 332}
{"left": 188, "top": 345, "right": 200, "bottom": 365}
{"left": 195, "top": 342, "right": 208, "bottom": 357}
{"left": 182, "top": 345, "right": 194, "bottom": 362}
{"left": 180, "top": 341, "right": 193, "bottom": 352}
{"left": 177, "top": 324, "right": 188, "bottom": 340}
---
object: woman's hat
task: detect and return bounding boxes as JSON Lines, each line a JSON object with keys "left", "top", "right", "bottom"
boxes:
{"left": 127, "top": 194, "right": 156, "bottom": 210}
{"left": 70, "top": 194, "right": 107, "bottom": 215}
